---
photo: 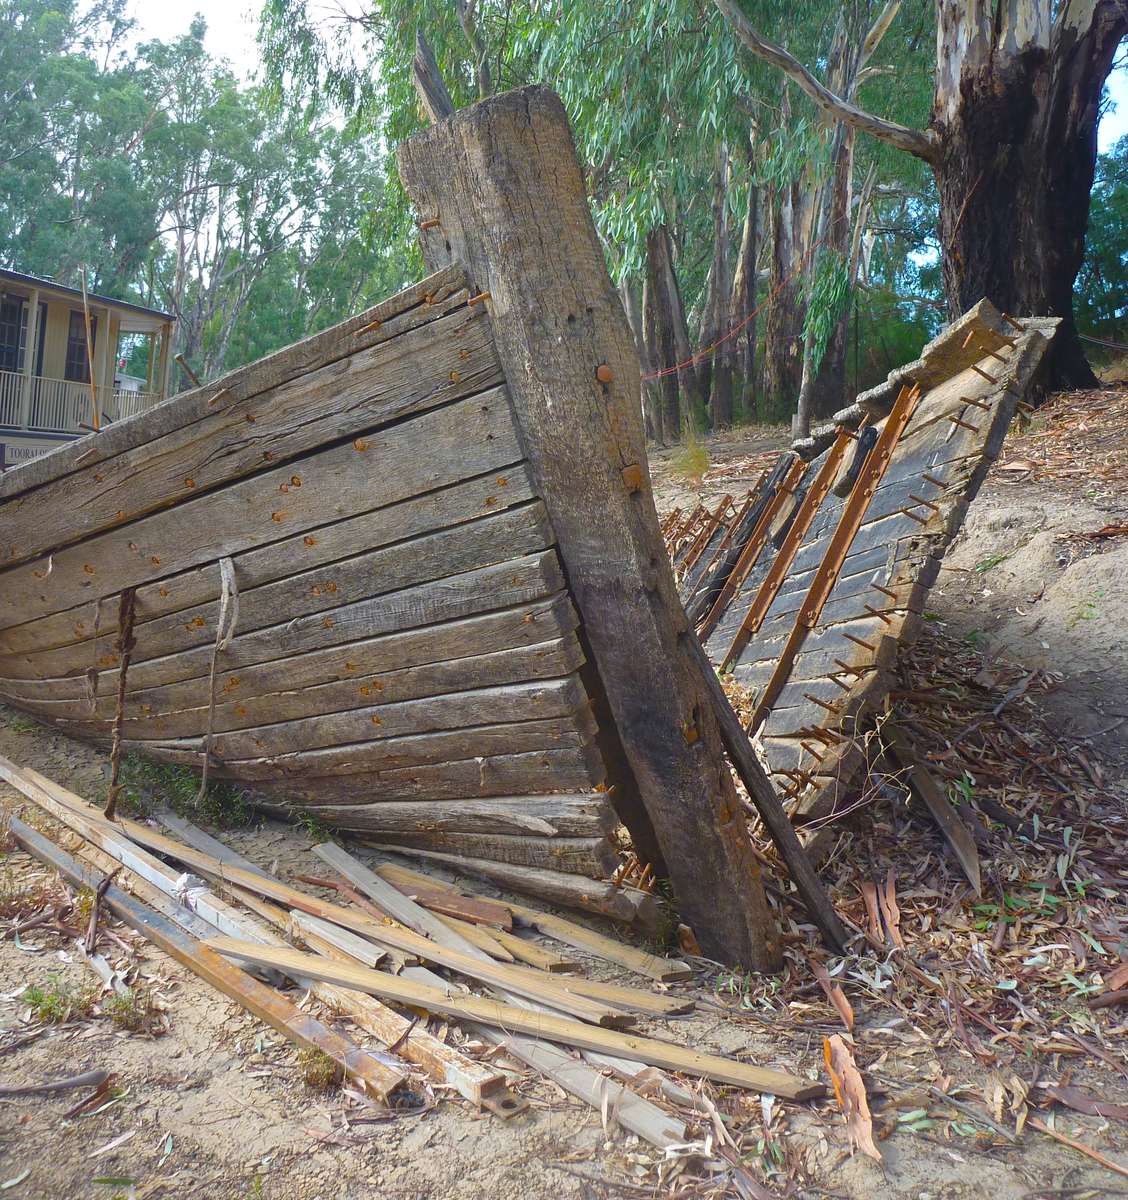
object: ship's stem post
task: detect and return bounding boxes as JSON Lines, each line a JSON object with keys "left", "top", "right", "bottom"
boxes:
{"left": 398, "top": 86, "right": 781, "bottom": 969}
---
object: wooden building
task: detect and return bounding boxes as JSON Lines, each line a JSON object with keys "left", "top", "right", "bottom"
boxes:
{"left": 0, "top": 268, "right": 173, "bottom": 470}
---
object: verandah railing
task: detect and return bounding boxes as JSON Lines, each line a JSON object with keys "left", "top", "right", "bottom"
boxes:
{"left": 0, "top": 368, "right": 161, "bottom": 433}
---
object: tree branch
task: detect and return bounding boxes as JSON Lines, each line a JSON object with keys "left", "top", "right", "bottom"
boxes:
{"left": 711, "top": 0, "right": 939, "bottom": 164}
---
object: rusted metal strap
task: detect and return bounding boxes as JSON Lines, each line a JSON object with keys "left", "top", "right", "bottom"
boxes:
{"left": 746, "top": 385, "right": 922, "bottom": 730}
{"left": 697, "top": 457, "right": 807, "bottom": 642}
{"left": 680, "top": 494, "right": 733, "bottom": 576}
{"left": 688, "top": 484, "right": 759, "bottom": 596}
{"left": 721, "top": 432, "right": 853, "bottom": 672}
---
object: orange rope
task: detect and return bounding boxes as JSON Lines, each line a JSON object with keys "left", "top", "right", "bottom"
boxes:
{"left": 641, "top": 237, "right": 828, "bottom": 382}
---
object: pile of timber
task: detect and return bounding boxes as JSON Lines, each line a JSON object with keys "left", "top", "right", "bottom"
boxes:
{"left": 671, "top": 301, "right": 1060, "bottom": 822}
{"left": 0, "top": 85, "right": 790, "bottom": 969}
{"left": 0, "top": 754, "right": 823, "bottom": 1150}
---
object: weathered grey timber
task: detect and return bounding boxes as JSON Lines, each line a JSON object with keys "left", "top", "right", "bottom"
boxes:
{"left": 683, "top": 306, "right": 1058, "bottom": 825}
{"left": 399, "top": 84, "right": 780, "bottom": 970}
{"left": 0, "top": 85, "right": 805, "bottom": 961}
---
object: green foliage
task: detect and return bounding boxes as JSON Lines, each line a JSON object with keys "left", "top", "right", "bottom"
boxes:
{"left": 1076, "top": 134, "right": 1128, "bottom": 357}
{"left": 0, "top": 1, "right": 399, "bottom": 383}
{"left": 115, "top": 754, "right": 253, "bottom": 829}
{"left": 103, "top": 985, "right": 161, "bottom": 1033}
{"left": 25, "top": 973, "right": 97, "bottom": 1023}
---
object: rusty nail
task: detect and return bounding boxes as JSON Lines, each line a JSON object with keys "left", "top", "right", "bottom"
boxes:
{"left": 901, "top": 506, "right": 931, "bottom": 525}
{"left": 804, "top": 693, "right": 841, "bottom": 714}
{"left": 962, "top": 395, "right": 992, "bottom": 411}
{"left": 908, "top": 493, "right": 941, "bottom": 512}
{"left": 468, "top": 291, "right": 491, "bottom": 306}
{"left": 355, "top": 317, "right": 383, "bottom": 336}
{"left": 946, "top": 413, "right": 980, "bottom": 434}
{"left": 970, "top": 364, "right": 998, "bottom": 385}
{"left": 208, "top": 387, "right": 231, "bottom": 406}
{"left": 871, "top": 582, "right": 899, "bottom": 600}
{"left": 863, "top": 603, "right": 894, "bottom": 625}
{"left": 921, "top": 472, "right": 946, "bottom": 488}
{"left": 843, "top": 632, "right": 877, "bottom": 652}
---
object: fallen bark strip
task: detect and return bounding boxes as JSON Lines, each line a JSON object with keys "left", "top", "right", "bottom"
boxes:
{"left": 8, "top": 817, "right": 406, "bottom": 1103}
{"left": 0, "top": 1069, "right": 111, "bottom": 1097}
{"left": 376, "top": 861, "right": 693, "bottom": 982}
{"left": 206, "top": 936, "right": 824, "bottom": 1100}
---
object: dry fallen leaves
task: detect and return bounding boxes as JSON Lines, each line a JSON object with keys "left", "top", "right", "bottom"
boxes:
{"left": 823, "top": 1035, "right": 881, "bottom": 1162}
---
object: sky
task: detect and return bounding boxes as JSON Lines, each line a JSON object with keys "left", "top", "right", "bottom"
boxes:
{"left": 126, "top": 1, "right": 1128, "bottom": 150}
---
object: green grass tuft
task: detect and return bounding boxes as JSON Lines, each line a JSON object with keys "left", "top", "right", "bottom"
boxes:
{"left": 25, "top": 974, "right": 97, "bottom": 1024}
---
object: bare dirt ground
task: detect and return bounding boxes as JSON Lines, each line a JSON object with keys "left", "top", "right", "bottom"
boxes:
{"left": 0, "top": 389, "right": 1124, "bottom": 1199}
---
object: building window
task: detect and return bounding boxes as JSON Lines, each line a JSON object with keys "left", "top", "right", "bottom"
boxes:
{"left": 0, "top": 297, "right": 25, "bottom": 372}
{"left": 65, "top": 310, "right": 97, "bottom": 382}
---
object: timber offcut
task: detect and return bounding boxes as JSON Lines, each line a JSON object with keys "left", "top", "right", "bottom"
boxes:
{"left": 0, "top": 85, "right": 781, "bottom": 969}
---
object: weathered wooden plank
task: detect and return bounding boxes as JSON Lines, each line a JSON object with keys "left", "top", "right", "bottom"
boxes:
{"left": 1, "top": 594, "right": 580, "bottom": 712}
{"left": 366, "top": 830, "right": 618, "bottom": 878}
{"left": 376, "top": 862, "right": 690, "bottom": 982}
{"left": 487, "top": 929, "right": 580, "bottom": 973}
{"left": 399, "top": 84, "right": 779, "bottom": 969}
{"left": 1, "top": 299, "right": 501, "bottom": 567}
{"left": 232, "top": 747, "right": 607, "bottom": 806}
{"left": 154, "top": 678, "right": 593, "bottom": 762}
{"left": 372, "top": 847, "right": 645, "bottom": 922}
{"left": 286, "top": 794, "right": 616, "bottom": 838}
{"left": 0, "top": 388, "right": 523, "bottom": 631}
{"left": 5, "top": 501, "right": 555, "bottom": 680}
{"left": 3, "top": 466, "right": 539, "bottom": 656}
{"left": 5, "top": 549, "right": 568, "bottom": 700}
{"left": 207, "top": 937, "right": 823, "bottom": 1099}
{"left": 9, "top": 818, "right": 407, "bottom": 1102}
{"left": 0, "top": 264, "right": 469, "bottom": 502}
{"left": 125, "top": 714, "right": 598, "bottom": 780}
{"left": 38, "top": 635, "right": 582, "bottom": 737}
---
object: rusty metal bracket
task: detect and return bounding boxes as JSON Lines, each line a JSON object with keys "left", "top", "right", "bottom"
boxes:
{"left": 744, "top": 384, "right": 922, "bottom": 730}
{"left": 697, "top": 457, "right": 807, "bottom": 641}
{"left": 721, "top": 430, "right": 856, "bottom": 672}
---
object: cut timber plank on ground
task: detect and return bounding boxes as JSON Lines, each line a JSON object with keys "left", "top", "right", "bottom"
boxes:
{"left": 488, "top": 928, "right": 580, "bottom": 973}
{"left": 0, "top": 764, "right": 623, "bottom": 1028}
{"left": 376, "top": 861, "right": 694, "bottom": 983}
{"left": 399, "top": 84, "right": 779, "bottom": 970}
{"left": 309, "top": 821, "right": 690, "bottom": 1144}
{"left": 368, "top": 845, "right": 649, "bottom": 925}
{"left": 8, "top": 817, "right": 407, "bottom": 1103}
{"left": 319, "top": 847, "right": 692, "bottom": 1012}
{"left": 882, "top": 721, "right": 982, "bottom": 896}
{"left": 207, "top": 936, "right": 823, "bottom": 1100}
{"left": 309, "top": 845, "right": 632, "bottom": 1026}
{"left": 432, "top": 913, "right": 516, "bottom": 960}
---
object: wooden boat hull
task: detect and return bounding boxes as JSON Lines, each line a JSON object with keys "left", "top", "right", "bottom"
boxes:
{"left": 0, "top": 87, "right": 783, "bottom": 970}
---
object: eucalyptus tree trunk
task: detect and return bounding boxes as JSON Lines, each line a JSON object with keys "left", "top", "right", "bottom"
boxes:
{"left": 644, "top": 230, "right": 680, "bottom": 439}
{"left": 622, "top": 278, "right": 658, "bottom": 442}
{"left": 730, "top": 179, "right": 760, "bottom": 418}
{"left": 714, "top": 0, "right": 1128, "bottom": 392}
{"left": 763, "top": 179, "right": 806, "bottom": 418}
{"left": 707, "top": 149, "right": 735, "bottom": 429}
{"left": 932, "top": 0, "right": 1124, "bottom": 386}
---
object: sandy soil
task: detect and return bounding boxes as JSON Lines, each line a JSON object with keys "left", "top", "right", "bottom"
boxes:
{"left": 0, "top": 391, "right": 1124, "bottom": 1199}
